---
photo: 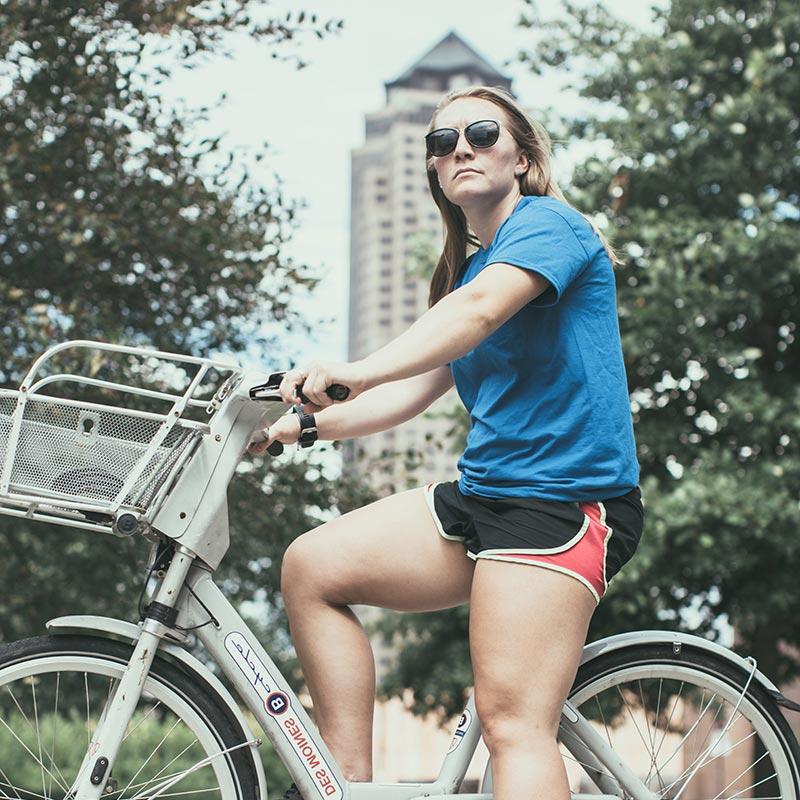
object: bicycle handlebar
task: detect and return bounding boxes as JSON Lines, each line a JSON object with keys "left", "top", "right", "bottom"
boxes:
{"left": 248, "top": 372, "right": 351, "bottom": 456}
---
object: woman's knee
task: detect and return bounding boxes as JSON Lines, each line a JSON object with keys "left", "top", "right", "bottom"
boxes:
{"left": 475, "top": 688, "right": 560, "bottom": 755}
{"left": 282, "top": 529, "right": 330, "bottom": 600}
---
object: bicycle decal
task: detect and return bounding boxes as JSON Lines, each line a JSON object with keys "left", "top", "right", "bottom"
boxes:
{"left": 447, "top": 708, "right": 472, "bottom": 754}
{"left": 279, "top": 714, "right": 343, "bottom": 799}
{"left": 226, "top": 631, "right": 343, "bottom": 798}
{"left": 266, "top": 691, "right": 290, "bottom": 715}
{"left": 226, "top": 631, "right": 274, "bottom": 702}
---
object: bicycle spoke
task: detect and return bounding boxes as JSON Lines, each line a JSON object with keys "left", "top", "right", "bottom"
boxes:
{"left": 0, "top": 771, "right": 25, "bottom": 800}
{"left": 84, "top": 671, "right": 90, "bottom": 750}
{"left": 656, "top": 690, "right": 720, "bottom": 777}
{"left": 709, "top": 748, "right": 772, "bottom": 800}
{"left": 4, "top": 681, "right": 73, "bottom": 792}
{"left": 133, "top": 738, "right": 200, "bottom": 791}
{"left": 118, "top": 718, "right": 182, "bottom": 798}
{"left": 616, "top": 683, "right": 653, "bottom": 755}
{"left": 0, "top": 716, "right": 69, "bottom": 794}
{"left": 48, "top": 673, "right": 59, "bottom": 800}
{"left": 30, "top": 679, "right": 46, "bottom": 800}
{"left": 122, "top": 700, "right": 162, "bottom": 741}
{"left": 665, "top": 712, "right": 751, "bottom": 794}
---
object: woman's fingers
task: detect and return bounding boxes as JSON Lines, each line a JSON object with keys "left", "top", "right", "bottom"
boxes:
{"left": 248, "top": 429, "right": 271, "bottom": 455}
{"left": 279, "top": 369, "right": 306, "bottom": 404}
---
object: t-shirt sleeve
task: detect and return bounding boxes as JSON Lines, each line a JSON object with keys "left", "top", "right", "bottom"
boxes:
{"left": 485, "top": 205, "right": 590, "bottom": 307}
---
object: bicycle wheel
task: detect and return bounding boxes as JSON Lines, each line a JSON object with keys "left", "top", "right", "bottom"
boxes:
{"left": 565, "top": 643, "right": 800, "bottom": 799}
{"left": 0, "top": 634, "right": 260, "bottom": 800}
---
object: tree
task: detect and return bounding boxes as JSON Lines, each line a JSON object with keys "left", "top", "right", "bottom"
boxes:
{"left": 376, "top": 0, "right": 800, "bottom": 721}
{"left": 0, "top": 0, "right": 370, "bottom": 665}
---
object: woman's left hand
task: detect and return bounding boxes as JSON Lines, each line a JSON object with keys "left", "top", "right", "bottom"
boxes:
{"left": 279, "top": 360, "right": 369, "bottom": 410}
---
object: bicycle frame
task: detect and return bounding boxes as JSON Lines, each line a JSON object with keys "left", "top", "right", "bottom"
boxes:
{"left": 64, "top": 555, "right": 652, "bottom": 800}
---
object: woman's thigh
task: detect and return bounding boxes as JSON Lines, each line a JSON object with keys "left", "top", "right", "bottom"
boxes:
{"left": 281, "top": 486, "right": 475, "bottom": 612}
{"left": 469, "top": 560, "right": 596, "bottom": 737}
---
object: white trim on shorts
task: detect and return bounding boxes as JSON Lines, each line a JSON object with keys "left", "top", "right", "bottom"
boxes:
{"left": 469, "top": 552, "right": 601, "bottom": 604}
{"left": 424, "top": 482, "right": 466, "bottom": 542}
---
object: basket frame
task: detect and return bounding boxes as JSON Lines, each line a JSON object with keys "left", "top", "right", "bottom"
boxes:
{"left": 0, "top": 340, "right": 242, "bottom": 536}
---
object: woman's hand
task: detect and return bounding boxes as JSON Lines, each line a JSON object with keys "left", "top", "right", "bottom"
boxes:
{"left": 248, "top": 411, "right": 301, "bottom": 456}
{"left": 279, "top": 361, "right": 369, "bottom": 410}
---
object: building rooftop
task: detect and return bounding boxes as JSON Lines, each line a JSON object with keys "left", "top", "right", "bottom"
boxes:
{"left": 386, "top": 30, "right": 512, "bottom": 94}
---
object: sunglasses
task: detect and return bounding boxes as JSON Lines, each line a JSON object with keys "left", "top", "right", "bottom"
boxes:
{"left": 425, "top": 119, "right": 501, "bottom": 157}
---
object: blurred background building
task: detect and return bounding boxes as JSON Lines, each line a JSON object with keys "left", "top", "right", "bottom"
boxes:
{"left": 346, "top": 32, "right": 512, "bottom": 491}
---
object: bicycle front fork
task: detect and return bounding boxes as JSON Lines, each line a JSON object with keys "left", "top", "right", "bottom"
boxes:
{"left": 69, "top": 545, "right": 197, "bottom": 800}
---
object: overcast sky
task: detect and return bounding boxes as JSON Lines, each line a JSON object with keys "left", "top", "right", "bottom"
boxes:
{"left": 163, "top": 1, "right": 662, "bottom": 367}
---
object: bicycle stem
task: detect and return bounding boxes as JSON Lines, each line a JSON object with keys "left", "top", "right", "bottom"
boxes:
{"left": 70, "top": 547, "right": 197, "bottom": 800}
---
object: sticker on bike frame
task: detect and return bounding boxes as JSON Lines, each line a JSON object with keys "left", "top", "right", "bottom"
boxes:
{"left": 279, "top": 714, "right": 344, "bottom": 800}
{"left": 447, "top": 709, "right": 472, "bottom": 754}
{"left": 266, "top": 691, "right": 290, "bottom": 716}
{"left": 225, "top": 632, "right": 343, "bottom": 799}
{"left": 225, "top": 632, "right": 273, "bottom": 704}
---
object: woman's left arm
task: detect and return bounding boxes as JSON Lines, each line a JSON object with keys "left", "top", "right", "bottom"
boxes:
{"left": 294, "top": 263, "right": 548, "bottom": 407}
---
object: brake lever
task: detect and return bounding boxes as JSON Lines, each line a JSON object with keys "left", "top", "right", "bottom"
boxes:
{"left": 249, "top": 371, "right": 350, "bottom": 404}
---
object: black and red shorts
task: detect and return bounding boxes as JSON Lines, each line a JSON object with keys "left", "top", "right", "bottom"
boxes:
{"left": 425, "top": 481, "right": 644, "bottom": 603}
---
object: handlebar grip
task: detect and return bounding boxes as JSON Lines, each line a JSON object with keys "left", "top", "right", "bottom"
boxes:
{"left": 297, "top": 383, "right": 350, "bottom": 404}
{"left": 266, "top": 440, "right": 284, "bottom": 457}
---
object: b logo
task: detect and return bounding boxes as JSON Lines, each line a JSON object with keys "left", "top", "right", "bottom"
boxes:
{"left": 266, "top": 691, "right": 289, "bottom": 716}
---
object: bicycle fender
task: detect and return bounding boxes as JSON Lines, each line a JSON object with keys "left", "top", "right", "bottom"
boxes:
{"left": 581, "top": 629, "right": 784, "bottom": 696}
{"left": 46, "top": 614, "right": 269, "bottom": 800}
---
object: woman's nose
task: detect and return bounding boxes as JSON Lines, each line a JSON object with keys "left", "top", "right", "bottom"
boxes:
{"left": 452, "top": 131, "right": 474, "bottom": 159}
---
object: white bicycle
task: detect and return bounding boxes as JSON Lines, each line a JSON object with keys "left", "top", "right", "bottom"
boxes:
{"left": 0, "top": 340, "right": 798, "bottom": 800}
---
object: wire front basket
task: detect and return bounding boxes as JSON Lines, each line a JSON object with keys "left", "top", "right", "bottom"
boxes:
{"left": 0, "top": 341, "right": 240, "bottom": 536}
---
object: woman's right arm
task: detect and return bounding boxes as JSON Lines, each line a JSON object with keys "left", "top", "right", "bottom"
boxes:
{"left": 316, "top": 364, "right": 454, "bottom": 440}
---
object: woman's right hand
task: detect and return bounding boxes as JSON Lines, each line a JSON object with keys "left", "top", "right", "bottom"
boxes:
{"left": 248, "top": 411, "right": 301, "bottom": 456}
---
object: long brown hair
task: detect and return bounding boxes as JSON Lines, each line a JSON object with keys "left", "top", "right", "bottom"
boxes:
{"left": 426, "top": 85, "right": 621, "bottom": 307}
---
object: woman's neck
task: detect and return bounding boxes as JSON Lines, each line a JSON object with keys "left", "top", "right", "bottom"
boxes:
{"left": 464, "top": 189, "right": 524, "bottom": 249}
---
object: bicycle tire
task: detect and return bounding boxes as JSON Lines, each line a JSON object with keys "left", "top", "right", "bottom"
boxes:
{"left": 0, "top": 634, "right": 261, "bottom": 800}
{"left": 566, "top": 643, "right": 800, "bottom": 799}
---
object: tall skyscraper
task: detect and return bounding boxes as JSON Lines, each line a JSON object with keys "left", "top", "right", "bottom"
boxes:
{"left": 347, "top": 32, "right": 511, "bottom": 491}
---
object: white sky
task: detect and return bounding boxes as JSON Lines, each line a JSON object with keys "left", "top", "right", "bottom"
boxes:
{"left": 164, "top": 0, "right": 662, "bottom": 367}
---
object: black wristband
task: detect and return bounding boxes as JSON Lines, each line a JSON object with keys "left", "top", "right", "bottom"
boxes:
{"left": 293, "top": 406, "right": 317, "bottom": 448}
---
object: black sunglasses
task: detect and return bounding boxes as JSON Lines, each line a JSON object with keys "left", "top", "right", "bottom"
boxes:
{"left": 425, "top": 119, "right": 501, "bottom": 157}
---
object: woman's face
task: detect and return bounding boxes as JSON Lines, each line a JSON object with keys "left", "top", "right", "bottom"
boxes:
{"left": 430, "top": 97, "right": 528, "bottom": 211}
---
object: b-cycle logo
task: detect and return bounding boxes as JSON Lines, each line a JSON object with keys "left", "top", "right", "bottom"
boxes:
{"left": 447, "top": 709, "right": 472, "bottom": 754}
{"left": 225, "top": 632, "right": 273, "bottom": 705}
{"left": 266, "top": 691, "right": 289, "bottom": 716}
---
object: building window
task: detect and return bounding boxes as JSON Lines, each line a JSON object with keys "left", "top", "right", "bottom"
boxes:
{"left": 380, "top": 318, "right": 390, "bottom": 327}
{"left": 379, "top": 301, "right": 390, "bottom": 309}
{"left": 376, "top": 194, "right": 387, "bottom": 202}
{"left": 380, "top": 268, "right": 391, "bottom": 277}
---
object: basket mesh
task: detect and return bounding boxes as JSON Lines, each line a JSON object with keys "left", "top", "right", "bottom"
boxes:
{"left": 0, "top": 396, "right": 199, "bottom": 510}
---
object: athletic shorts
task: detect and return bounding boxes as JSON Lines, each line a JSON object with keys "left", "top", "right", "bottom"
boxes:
{"left": 424, "top": 481, "right": 644, "bottom": 604}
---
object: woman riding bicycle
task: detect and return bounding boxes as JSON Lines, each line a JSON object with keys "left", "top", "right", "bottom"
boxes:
{"left": 250, "top": 85, "right": 644, "bottom": 800}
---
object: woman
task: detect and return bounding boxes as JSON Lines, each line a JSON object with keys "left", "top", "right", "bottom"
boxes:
{"left": 250, "top": 85, "right": 643, "bottom": 800}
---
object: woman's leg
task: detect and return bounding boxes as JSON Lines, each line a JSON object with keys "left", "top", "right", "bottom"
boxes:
{"left": 469, "top": 560, "right": 596, "bottom": 800}
{"left": 280, "top": 486, "right": 474, "bottom": 781}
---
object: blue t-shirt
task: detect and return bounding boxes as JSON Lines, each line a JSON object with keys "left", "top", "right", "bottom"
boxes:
{"left": 451, "top": 194, "right": 639, "bottom": 502}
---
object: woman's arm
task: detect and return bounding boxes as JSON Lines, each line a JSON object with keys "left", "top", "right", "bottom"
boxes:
{"left": 293, "top": 263, "right": 548, "bottom": 407}
{"left": 359, "top": 264, "right": 548, "bottom": 386}
{"left": 249, "top": 366, "right": 454, "bottom": 454}
{"left": 315, "top": 365, "right": 454, "bottom": 440}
